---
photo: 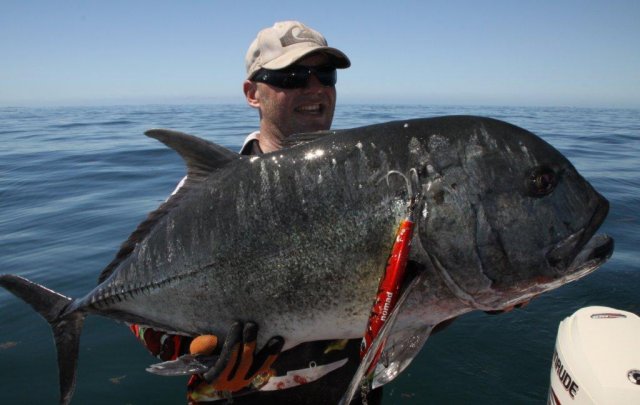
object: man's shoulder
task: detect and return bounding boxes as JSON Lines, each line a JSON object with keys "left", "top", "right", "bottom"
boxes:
{"left": 240, "top": 131, "right": 261, "bottom": 155}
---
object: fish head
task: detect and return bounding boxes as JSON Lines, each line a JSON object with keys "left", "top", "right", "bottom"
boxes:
{"left": 410, "top": 116, "right": 613, "bottom": 311}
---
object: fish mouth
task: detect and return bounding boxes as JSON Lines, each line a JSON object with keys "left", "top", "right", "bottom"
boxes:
{"left": 481, "top": 199, "right": 613, "bottom": 312}
{"left": 546, "top": 197, "right": 611, "bottom": 271}
{"left": 526, "top": 233, "right": 613, "bottom": 298}
{"left": 546, "top": 231, "right": 614, "bottom": 273}
{"left": 563, "top": 233, "right": 614, "bottom": 277}
{"left": 484, "top": 234, "right": 613, "bottom": 313}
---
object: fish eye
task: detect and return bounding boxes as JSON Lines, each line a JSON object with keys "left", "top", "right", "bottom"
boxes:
{"left": 527, "top": 166, "right": 557, "bottom": 197}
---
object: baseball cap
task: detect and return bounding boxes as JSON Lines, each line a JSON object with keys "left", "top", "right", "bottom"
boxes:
{"left": 245, "top": 21, "right": 351, "bottom": 79}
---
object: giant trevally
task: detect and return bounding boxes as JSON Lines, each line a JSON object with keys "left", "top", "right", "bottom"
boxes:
{"left": 0, "top": 116, "right": 613, "bottom": 404}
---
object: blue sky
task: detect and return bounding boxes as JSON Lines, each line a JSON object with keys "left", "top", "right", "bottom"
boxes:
{"left": 1, "top": 1, "right": 638, "bottom": 108}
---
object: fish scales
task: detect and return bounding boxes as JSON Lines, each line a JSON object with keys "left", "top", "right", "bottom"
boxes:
{"left": 83, "top": 127, "right": 411, "bottom": 344}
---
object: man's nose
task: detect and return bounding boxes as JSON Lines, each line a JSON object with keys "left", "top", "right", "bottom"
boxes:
{"left": 304, "top": 73, "right": 326, "bottom": 91}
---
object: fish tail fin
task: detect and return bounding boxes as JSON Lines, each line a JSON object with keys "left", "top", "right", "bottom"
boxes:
{"left": 0, "top": 274, "right": 85, "bottom": 405}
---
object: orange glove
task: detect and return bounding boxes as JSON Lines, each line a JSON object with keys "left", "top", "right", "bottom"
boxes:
{"left": 188, "top": 321, "right": 284, "bottom": 396}
{"left": 203, "top": 321, "right": 283, "bottom": 391}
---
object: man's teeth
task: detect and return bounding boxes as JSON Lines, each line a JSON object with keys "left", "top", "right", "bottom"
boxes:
{"left": 296, "top": 104, "right": 321, "bottom": 113}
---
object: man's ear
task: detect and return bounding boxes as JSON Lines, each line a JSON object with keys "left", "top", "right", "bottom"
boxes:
{"left": 244, "top": 80, "right": 260, "bottom": 108}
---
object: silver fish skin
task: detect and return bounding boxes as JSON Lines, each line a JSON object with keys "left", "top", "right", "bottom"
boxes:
{"left": 0, "top": 116, "right": 613, "bottom": 404}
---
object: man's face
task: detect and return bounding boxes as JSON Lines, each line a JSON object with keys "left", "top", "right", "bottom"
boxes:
{"left": 250, "top": 53, "right": 337, "bottom": 146}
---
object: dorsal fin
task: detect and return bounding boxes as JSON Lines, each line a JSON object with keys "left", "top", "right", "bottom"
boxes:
{"left": 281, "top": 129, "right": 339, "bottom": 149}
{"left": 97, "top": 129, "right": 238, "bottom": 284}
{"left": 145, "top": 129, "right": 238, "bottom": 180}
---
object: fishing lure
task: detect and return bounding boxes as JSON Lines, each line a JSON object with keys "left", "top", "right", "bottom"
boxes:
{"left": 360, "top": 169, "right": 420, "bottom": 370}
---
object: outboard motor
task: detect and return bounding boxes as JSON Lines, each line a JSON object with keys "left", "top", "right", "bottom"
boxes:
{"left": 548, "top": 306, "right": 640, "bottom": 404}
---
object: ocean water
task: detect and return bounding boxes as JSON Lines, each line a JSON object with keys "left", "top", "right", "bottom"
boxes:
{"left": 0, "top": 104, "right": 638, "bottom": 404}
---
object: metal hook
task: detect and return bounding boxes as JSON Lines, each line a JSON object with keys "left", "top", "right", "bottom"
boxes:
{"left": 381, "top": 169, "right": 423, "bottom": 216}
{"left": 384, "top": 170, "right": 412, "bottom": 198}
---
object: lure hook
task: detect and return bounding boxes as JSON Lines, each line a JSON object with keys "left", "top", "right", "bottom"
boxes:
{"left": 382, "top": 169, "right": 422, "bottom": 216}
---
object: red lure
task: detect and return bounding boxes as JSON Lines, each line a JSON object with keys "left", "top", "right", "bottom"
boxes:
{"left": 360, "top": 216, "right": 415, "bottom": 368}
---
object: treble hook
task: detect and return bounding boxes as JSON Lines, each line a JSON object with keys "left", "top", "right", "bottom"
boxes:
{"left": 382, "top": 168, "right": 422, "bottom": 216}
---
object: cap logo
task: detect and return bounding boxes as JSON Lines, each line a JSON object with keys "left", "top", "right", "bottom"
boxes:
{"left": 280, "top": 26, "right": 318, "bottom": 47}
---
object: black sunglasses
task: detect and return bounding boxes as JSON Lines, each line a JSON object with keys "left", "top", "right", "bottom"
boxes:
{"left": 251, "top": 65, "right": 337, "bottom": 89}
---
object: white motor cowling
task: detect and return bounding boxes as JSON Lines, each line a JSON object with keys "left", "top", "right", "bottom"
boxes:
{"left": 548, "top": 306, "right": 640, "bottom": 404}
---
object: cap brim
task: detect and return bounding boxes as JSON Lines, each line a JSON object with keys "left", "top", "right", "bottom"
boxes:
{"left": 258, "top": 45, "right": 350, "bottom": 75}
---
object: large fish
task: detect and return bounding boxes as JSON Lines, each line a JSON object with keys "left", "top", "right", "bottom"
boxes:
{"left": 0, "top": 116, "right": 613, "bottom": 404}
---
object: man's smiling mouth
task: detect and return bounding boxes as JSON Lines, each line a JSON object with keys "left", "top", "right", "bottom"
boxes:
{"left": 295, "top": 104, "right": 323, "bottom": 114}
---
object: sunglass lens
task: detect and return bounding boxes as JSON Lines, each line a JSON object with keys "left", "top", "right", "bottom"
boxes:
{"left": 314, "top": 67, "right": 337, "bottom": 86}
{"left": 281, "top": 70, "right": 308, "bottom": 88}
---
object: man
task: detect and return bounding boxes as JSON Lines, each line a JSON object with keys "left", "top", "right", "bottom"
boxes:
{"left": 133, "top": 21, "right": 382, "bottom": 404}
{"left": 240, "top": 21, "right": 347, "bottom": 154}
